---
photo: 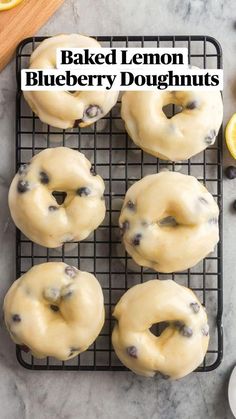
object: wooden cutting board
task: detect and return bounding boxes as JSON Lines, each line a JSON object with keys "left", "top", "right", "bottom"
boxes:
{"left": 0, "top": 0, "right": 65, "bottom": 71}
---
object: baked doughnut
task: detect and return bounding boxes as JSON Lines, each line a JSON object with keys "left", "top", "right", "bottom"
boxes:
{"left": 112, "top": 279, "right": 209, "bottom": 379}
{"left": 3, "top": 262, "right": 104, "bottom": 360}
{"left": 24, "top": 34, "right": 119, "bottom": 129}
{"left": 119, "top": 171, "right": 219, "bottom": 273}
{"left": 9, "top": 147, "right": 106, "bottom": 248}
{"left": 121, "top": 90, "right": 223, "bottom": 161}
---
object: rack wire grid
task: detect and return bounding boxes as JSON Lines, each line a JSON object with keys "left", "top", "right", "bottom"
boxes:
{"left": 15, "top": 35, "right": 223, "bottom": 371}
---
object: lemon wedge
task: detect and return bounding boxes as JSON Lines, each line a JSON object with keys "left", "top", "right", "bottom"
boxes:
{"left": 0, "top": 0, "right": 24, "bottom": 11}
{"left": 226, "top": 113, "right": 236, "bottom": 159}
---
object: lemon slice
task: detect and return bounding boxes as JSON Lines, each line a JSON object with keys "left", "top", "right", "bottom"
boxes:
{"left": 0, "top": 0, "right": 24, "bottom": 11}
{"left": 226, "top": 113, "right": 236, "bottom": 159}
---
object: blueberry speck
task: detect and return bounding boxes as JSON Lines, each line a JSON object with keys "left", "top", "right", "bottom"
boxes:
{"left": 180, "top": 325, "right": 193, "bottom": 338}
{"left": 132, "top": 233, "right": 142, "bottom": 246}
{"left": 173, "top": 321, "right": 193, "bottom": 337}
{"left": 202, "top": 324, "right": 209, "bottom": 336}
{"left": 65, "top": 266, "right": 77, "bottom": 278}
{"left": 190, "top": 302, "right": 200, "bottom": 313}
{"left": 77, "top": 187, "right": 91, "bottom": 197}
{"left": 18, "top": 163, "right": 29, "bottom": 175}
{"left": 120, "top": 220, "right": 130, "bottom": 235}
{"left": 50, "top": 305, "right": 59, "bottom": 312}
{"left": 85, "top": 105, "right": 101, "bottom": 119}
{"left": 40, "top": 171, "right": 49, "bottom": 184}
{"left": 205, "top": 129, "right": 216, "bottom": 145}
{"left": 186, "top": 101, "right": 198, "bottom": 110}
{"left": 12, "top": 314, "right": 21, "bottom": 322}
{"left": 127, "top": 346, "right": 138, "bottom": 358}
{"left": 232, "top": 200, "right": 236, "bottom": 211}
{"left": 17, "top": 180, "right": 30, "bottom": 193}
{"left": 49, "top": 206, "right": 59, "bottom": 211}
{"left": 126, "top": 200, "right": 135, "bottom": 211}
{"left": 225, "top": 166, "right": 236, "bottom": 180}
{"left": 90, "top": 166, "right": 97, "bottom": 176}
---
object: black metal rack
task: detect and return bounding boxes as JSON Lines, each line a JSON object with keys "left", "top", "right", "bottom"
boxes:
{"left": 15, "top": 35, "right": 223, "bottom": 371}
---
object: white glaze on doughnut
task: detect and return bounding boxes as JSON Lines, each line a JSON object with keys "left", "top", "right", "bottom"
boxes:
{"left": 9, "top": 147, "right": 106, "bottom": 248}
{"left": 3, "top": 262, "right": 105, "bottom": 360}
{"left": 121, "top": 90, "right": 223, "bottom": 161}
{"left": 112, "top": 279, "right": 209, "bottom": 379}
{"left": 119, "top": 172, "right": 219, "bottom": 273}
{"left": 24, "top": 34, "right": 119, "bottom": 129}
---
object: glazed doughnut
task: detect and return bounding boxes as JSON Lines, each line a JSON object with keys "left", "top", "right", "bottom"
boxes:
{"left": 112, "top": 279, "right": 209, "bottom": 379}
{"left": 119, "top": 171, "right": 219, "bottom": 273}
{"left": 8, "top": 147, "right": 106, "bottom": 248}
{"left": 121, "top": 90, "right": 223, "bottom": 161}
{"left": 3, "top": 262, "right": 104, "bottom": 360}
{"left": 24, "top": 34, "right": 119, "bottom": 129}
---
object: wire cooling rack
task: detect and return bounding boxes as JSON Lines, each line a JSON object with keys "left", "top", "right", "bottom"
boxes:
{"left": 15, "top": 35, "right": 223, "bottom": 371}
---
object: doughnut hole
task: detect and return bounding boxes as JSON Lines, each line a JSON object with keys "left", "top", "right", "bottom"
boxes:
{"left": 52, "top": 191, "right": 67, "bottom": 205}
{"left": 158, "top": 216, "right": 178, "bottom": 227}
{"left": 162, "top": 103, "right": 182, "bottom": 119}
{"left": 150, "top": 322, "right": 169, "bottom": 337}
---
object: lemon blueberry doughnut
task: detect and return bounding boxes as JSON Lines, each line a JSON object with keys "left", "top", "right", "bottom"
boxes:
{"left": 3, "top": 262, "right": 105, "bottom": 360}
{"left": 119, "top": 171, "right": 219, "bottom": 273}
{"left": 24, "top": 34, "right": 119, "bottom": 129}
{"left": 112, "top": 279, "right": 209, "bottom": 379}
{"left": 9, "top": 147, "right": 106, "bottom": 248}
{"left": 121, "top": 90, "right": 223, "bottom": 161}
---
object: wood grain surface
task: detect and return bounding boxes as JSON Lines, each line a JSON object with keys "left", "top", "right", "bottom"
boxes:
{"left": 0, "top": 0, "right": 65, "bottom": 71}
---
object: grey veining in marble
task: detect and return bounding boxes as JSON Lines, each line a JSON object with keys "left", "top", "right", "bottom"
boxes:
{"left": 1, "top": 0, "right": 236, "bottom": 418}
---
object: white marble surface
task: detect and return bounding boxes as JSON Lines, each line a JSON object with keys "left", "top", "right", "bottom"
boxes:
{"left": 1, "top": 0, "right": 236, "bottom": 418}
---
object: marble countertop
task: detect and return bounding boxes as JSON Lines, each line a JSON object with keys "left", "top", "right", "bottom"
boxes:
{"left": 0, "top": 0, "right": 236, "bottom": 418}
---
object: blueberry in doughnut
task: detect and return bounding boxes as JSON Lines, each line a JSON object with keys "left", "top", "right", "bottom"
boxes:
{"left": 23, "top": 34, "right": 119, "bottom": 129}
{"left": 3, "top": 262, "right": 105, "bottom": 361}
{"left": 9, "top": 147, "right": 106, "bottom": 248}
{"left": 112, "top": 280, "right": 209, "bottom": 379}
{"left": 121, "top": 89, "right": 223, "bottom": 161}
{"left": 119, "top": 171, "right": 219, "bottom": 273}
